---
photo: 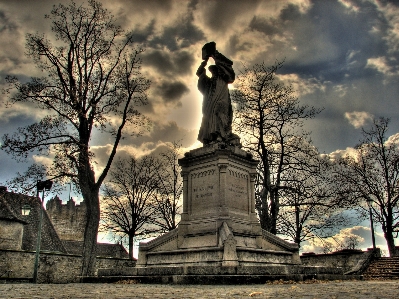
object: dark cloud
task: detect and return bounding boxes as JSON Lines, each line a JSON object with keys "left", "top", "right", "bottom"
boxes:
{"left": 227, "top": 34, "right": 253, "bottom": 59}
{"left": 122, "top": 120, "right": 197, "bottom": 148}
{"left": 0, "top": 113, "right": 44, "bottom": 183}
{"left": 0, "top": 9, "right": 25, "bottom": 70}
{"left": 110, "top": 0, "right": 204, "bottom": 52}
{"left": 144, "top": 50, "right": 173, "bottom": 71}
{"left": 301, "top": 77, "right": 399, "bottom": 153}
{"left": 129, "top": 20, "right": 156, "bottom": 44}
{"left": 149, "top": 13, "right": 205, "bottom": 51}
{"left": 280, "top": 3, "right": 302, "bottom": 21}
{"left": 154, "top": 80, "right": 189, "bottom": 105}
{"left": 143, "top": 49, "right": 194, "bottom": 76}
{"left": 114, "top": 0, "right": 174, "bottom": 13}
{"left": 195, "top": 0, "right": 262, "bottom": 33}
{"left": 0, "top": 10, "right": 18, "bottom": 32}
{"left": 249, "top": 16, "right": 280, "bottom": 37}
{"left": 0, "top": 0, "right": 54, "bottom": 33}
{"left": 241, "top": 0, "right": 394, "bottom": 85}
{"left": 104, "top": 0, "right": 173, "bottom": 30}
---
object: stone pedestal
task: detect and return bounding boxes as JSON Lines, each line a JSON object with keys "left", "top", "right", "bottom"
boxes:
{"left": 94, "top": 145, "right": 352, "bottom": 283}
{"left": 136, "top": 144, "right": 300, "bottom": 269}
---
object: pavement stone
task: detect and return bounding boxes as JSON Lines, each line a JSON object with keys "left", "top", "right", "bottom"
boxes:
{"left": 0, "top": 280, "right": 398, "bottom": 299}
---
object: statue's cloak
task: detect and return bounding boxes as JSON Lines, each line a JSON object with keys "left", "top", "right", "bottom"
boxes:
{"left": 197, "top": 53, "right": 235, "bottom": 144}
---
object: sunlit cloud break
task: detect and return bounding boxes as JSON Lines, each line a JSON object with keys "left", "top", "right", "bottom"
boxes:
{"left": 344, "top": 111, "right": 373, "bottom": 129}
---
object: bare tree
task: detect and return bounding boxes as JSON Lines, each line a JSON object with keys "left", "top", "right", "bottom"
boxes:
{"left": 344, "top": 235, "right": 361, "bottom": 250}
{"left": 319, "top": 235, "right": 361, "bottom": 253}
{"left": 277, "top": 149, "right": 349, "bottom": 247}
{"left": 101, "top": 156, "right": 162, "bottom": 259}
{"left": 232, "top": 61, "right": 321, "bottom": 234}
{"left": 1, "top": 1, "right": 150, "bottom": 275}
{"left": 333, "top": 118, "right": 399, "bottom": 256}
{"left": 152, "top": 142, "right": 183, "bottom": 232}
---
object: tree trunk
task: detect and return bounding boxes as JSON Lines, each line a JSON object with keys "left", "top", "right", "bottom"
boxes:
{"left": 269, "top": 190, "right": 279, "bottom": 235}
{"left": 128, "top": 234, "right": 134, "bottom": 260}
{"left": 81, "top": 190, "right": 100, "bottom": 277}
{"left": 294, "top": 206, "right": 301, "bottom": 245}
{"left": 384, "top": 227, "right": 398, "bottom": 257}
{"left": 256, "top": 189, "right": 270, "bottom": 231}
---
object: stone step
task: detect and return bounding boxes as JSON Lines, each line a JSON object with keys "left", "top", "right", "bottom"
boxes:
{"left": 372, "top": 262, "right": 399, "bottom": 264}
{"left": 363, "top": 257, "right": 399, "bottom": 279}
{"left": 367, "top": 270, "right": 399, "bottom": 273}
{"left": 84, "top": 273, "right": 363, "bottom": 284}
{"left": 365, "top": 275, "right": 399, "bottom": 279}
{"left": 365, "top": 276, "right": 397, "bottom": 278}
{"left": 368, "top": 264, "right": 399, "bottom": 268}
{"left": 366, "top": 269, "right": 398, "bottom": 273}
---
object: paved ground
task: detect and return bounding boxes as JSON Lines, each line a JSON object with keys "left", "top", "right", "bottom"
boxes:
{"left": 0, "top": 280, "right": 398, "bottom": 299}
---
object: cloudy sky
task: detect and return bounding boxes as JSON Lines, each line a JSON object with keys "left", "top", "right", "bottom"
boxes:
{"left": 0, "top": 0, "right": 398, "bottom": 253}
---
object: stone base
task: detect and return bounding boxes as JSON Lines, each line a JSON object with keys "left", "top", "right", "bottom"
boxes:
{"left": 137, "top": 223, "right": 301, "bottom": 268}
{"left": 99, "top": 264, "right": 344, "bottom": 276}
{"left": 137, "top": 145, "right": 301, "bottom": 268}
{"left": 127, "top": 145, "right": 306, "bottom": 282}
{"left": 143, "top": 247, "right": 295, "bottom": 267}
{"left": 91, "top": 264, "right": 361, "bottom": 284}
{"left": 87, "top": 273, "right": 362, "bottom": 284}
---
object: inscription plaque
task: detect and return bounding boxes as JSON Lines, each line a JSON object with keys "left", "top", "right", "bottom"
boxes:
{"left": 226, "top": 169, "right": 248, "bottom": 212}
{"left": 193, "top": 185, "right": 214, "bottom": 199}
{"left": 190, "top": 168, "right": 217, "bottom": 215}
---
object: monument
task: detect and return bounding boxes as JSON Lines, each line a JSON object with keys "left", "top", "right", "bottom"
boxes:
{"left": 96, "top": 43, "right": 346, "bottom": 283}
{"left": 136, "top": 42, "right": 300, "bottom": 274}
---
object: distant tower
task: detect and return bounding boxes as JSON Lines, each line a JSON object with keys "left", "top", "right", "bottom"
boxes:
{"left": 46, "top": 196, "right": 86, "bottom": 241}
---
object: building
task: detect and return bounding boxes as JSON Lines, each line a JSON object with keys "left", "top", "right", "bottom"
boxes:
{"left": 0, "top": 187, "right": 28, "bottom": 251}
{"left": 46, "top": 195, "right": 129, "bottom": 258}
{"left": 46, "top": 196, "right": 86, "bottom": 242}
{"left": 0, "top": 187, "right": 67, "bottom": 253}
{"left": 0, "top": 187, "right": 128, "bottom": 258}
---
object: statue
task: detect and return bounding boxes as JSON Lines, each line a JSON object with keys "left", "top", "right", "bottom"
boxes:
{"left": 196, "top": 42, "right": 240, "bottom": 146}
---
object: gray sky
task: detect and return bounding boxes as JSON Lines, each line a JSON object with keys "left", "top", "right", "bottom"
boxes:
{"left": 0, "top": 0, "right": 398, "bottom": 252}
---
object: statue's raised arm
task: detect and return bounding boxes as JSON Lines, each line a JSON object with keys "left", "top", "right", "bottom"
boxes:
{"left": 197, "top": 42, "right": 239, "bottom": 146}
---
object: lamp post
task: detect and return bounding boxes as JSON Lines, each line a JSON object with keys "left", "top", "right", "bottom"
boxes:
{"left": 366, "top": 197, "right": 376, "bottom": 250}
{"left": 33, "top": 180, "right": 53, "bottom": 283}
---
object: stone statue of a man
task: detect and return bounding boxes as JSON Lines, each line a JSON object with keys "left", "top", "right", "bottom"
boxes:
{"left": 196, "top": 42, "right": 239, "bottom": 146}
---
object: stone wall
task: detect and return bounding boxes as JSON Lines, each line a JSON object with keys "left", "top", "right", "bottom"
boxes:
{"left": 46, "top": 197, "right": 86, "bottom": 241}
{"left": 0, "top": 249, "right": 135, "bottom": 283}
{"left": 0, "top": 220, "right": 24, "bottom": 250}
{"left": 300, "top": 249, "right": 376, "bottom": 273}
